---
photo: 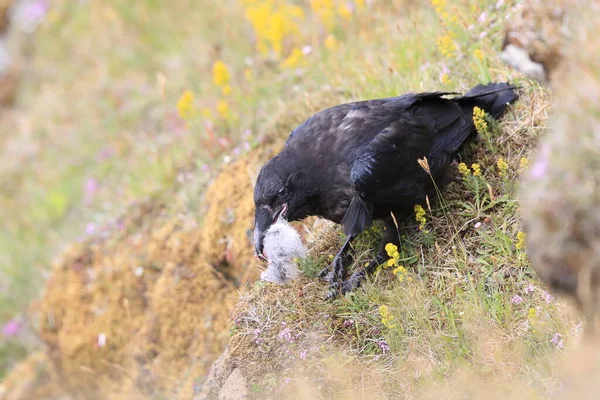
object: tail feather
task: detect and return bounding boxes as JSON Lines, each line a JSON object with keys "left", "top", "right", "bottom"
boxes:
{"left": 430, "top": 82, "right": 518, "bottom": 155}
{"left": 458, "top": 82, "right": 519, "bottom": 119}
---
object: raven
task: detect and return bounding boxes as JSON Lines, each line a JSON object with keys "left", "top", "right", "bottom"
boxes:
{"left": 254, "top": 82, "right": 518, "bottom": 294}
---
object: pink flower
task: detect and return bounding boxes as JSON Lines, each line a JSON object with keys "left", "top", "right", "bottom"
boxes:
{"left": 525, "top": 283, "right": 535, "bottom": 295}
{"left": 511, "top": 294, "right": 524, "bottom": 305}
{"left": 542, "top": 291, "right": 554, "bottom": 304}
{"left": 299, "top": 350, "right": 307, "bottom": 359}
{"left": 86, "top": 223, "right": 96, "bottom": 235}
{"left": 550, "top": 333, "right": 564, "bottom": 349}
{"left": 377, "top": 340, "right": 390, "bottom": 354}
{"left": 97, "top": 146, "right": 115, "bottom": 161}
{"left": 2, "top": 319, "right": 21, "bottom": 337}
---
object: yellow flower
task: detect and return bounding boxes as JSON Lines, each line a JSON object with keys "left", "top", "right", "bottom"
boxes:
{"left": 497, "top": 157, "right": 509, "bottom": 177}
{"left": 474, "top": 49, "right": 484, "bottom": 62}
{"left": 325, "top": 34, "right": 338, "bottom": 50}
{"left": 217, "top": 100, "right": 229, "bottom": 118}
{"left": 519, "top": 157, "right": 529, "bottom": 172}
{"left": 473, "top": 106, "right": 488, "bottom": 134}
{"left": 281, "top": 47, "right": 304, "bottom": 68}
{"left": 430, "top": 0, "right": 447, "bottom": 14}
{"left": 212, "top": 60, "right": 230, "bottom": 87}
{"left": 244, "top": 1, "right": 303, "bottom": 58}
{"left": 516, "top": 231, "right": 526, "bottom": 251}
{"left": 414, "top": 204, "right": 427, "bottom": 230}
{"left": 440, "top": 73, "right": 451, "bottom": 84}
{"left": 471, "top": 163, "right": 481, "bottom": 176}
{"left": 221, "top": 84, "right": 232, "bottom": 96}
{"left": 527, "top": 307, "right": 538, "bottom": 333}
{"left": 385, "top": 243, "right": 397, "bottom": 256}
{"left": 356, "top": 0, "right": 366, "bottom": 10}
{"left": 244, "top": 68, "right": 254, "bottom": 82}
{"left": 311, "top": 0, "right": 336, "bottom": 30}
{"left": 337, "top": 4, "right": 352, "bottom": 19}
{"left": 392, "top": 265, "right": 407, "bottom": 282}
{"left": 201, "top": 107, "right": 213, "bottom": 120}
{"left": 379, "top": 305, "right": 397, "bottom": 329}
{"left": 176, "top": 90, "right": 195, "bottom": 119}
{"left": 437, "top": 34, "right": 456, "bottom": 58}
{"left": 458, "top": 162, "right": 470, "bottom": 176}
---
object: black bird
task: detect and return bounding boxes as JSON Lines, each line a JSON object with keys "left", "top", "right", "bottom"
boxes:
{"left": 253, "top": 82, "right": 518, "bottom": 294}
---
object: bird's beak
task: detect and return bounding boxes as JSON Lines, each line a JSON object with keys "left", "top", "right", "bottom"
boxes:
{"left": 254, "top": 204, "right": 288, "bottom": 261}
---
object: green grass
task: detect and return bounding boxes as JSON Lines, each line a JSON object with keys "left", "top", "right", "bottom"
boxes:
{"left": 0, "top": 0, "right": 581, "bottom": 394}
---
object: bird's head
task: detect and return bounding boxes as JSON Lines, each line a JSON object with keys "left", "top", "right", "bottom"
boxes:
{"left": 253, "top": 155, "right": 313, "bottom": 260}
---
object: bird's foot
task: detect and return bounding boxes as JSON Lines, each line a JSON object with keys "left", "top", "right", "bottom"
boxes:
{"left": 319, "top": 254, "right": 346, "bottom": 284}
{"left": 324, "top": 268, "right": 367, "bottom": 300}
{"left": 324, "top": 256, "right": 385, "bottom": 300}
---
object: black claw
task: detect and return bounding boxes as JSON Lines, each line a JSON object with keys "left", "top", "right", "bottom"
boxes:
{"left": 318, "top": 265, "right": 331, "bottom": 279}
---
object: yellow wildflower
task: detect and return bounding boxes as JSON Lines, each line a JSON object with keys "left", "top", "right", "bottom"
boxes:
{"left": 325, "top": 34, "right": 338, "bottom": 50}
{"left": 176, "top": 90, "right": 195, "bottom": 119}
{"left": 221, "top": 84, "right": 232, "bottom": 96}
{"left": 430, "top": 0, "right": 447, "bottom": 14}
{"left": 458, "top": 162, "right": 470, "bottom": 176}
{"left": 527, "top": 307, "right": 538, "bottom": 333}
{"left": 356, "top": 0, "right": 366, "bottom": 10}
{"left": 473, "top": 106, "right": 488, "bottom": 134}
{"left": 385, "top": 243, "right": 397, "bottom": 256}
{"left": 392, "top": 265, "right": 407, "bottom": 282}
{"left": 474, "top": 49, "right": 484, "bottom": 62}
{"left": 497, "top": 157, "right": 509, "bottom": 177}
{"left": 414, "top": 204, "right": 426, "bottom": 230}
{"left": 201, "top": 107, "right": 213, "bottom": 120}
{"left": 437, "top": 34, "right": 456, "bottom": 58}
{"left": 311, "top": 0, "right": 336, "bottom": 30}
{"left": 519, "top": 157, "right": 529, "bottom": 172}
{"left": 440, "top": 73, "right": 451, "bottom": 84}
{"left": 212, "top": 60, "right": 230, "bottom": 87}
{"left": 379, "top": 305, "right": 397, "bottom": 329}
{"left": 471, "top": 163, "right": 481, "bottom": 176}
{"left": 337, "top": 4, "right": 352, "bottom": 19}
{"left": 516, "top": 231, "right": 526, "bottom": 250}
{"left": 281, "top": 47, "right": 304, "bottom": 68}
{"left": 244, "top": 68, "right": 254, "bottom": 82}
{"left": 217, "top": 100, "right": 229, "bottom": 118}
{"left": 244, "top": 2, "right": 303, "bottom": 57}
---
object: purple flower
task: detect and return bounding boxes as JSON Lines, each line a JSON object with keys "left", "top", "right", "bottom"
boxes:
{"left": 542, "top": 291, "right": 554, "bottom": 304}
{"left": 511, "top": 294, "right": 524, "bottom": 305}
{"left": 85, "top": 178, "right": 99, "bottom": 194}
{"left": 97, "top": 146, "right": 115, "bottom": 161}
{"left": 377, "top": 340, "right": 390, "bottom": 354}
{"left": 2, "top": 319, "right": 21, "bottom": 337}
{"left": 299, "top": 350, "right": 307, "bottom": 359}
{"left": 551, "top": 333, "right": 564, "bottom": 349}
{"left": 253, "top": 328, "right": 263, "bottom": 344}
{"left": 85, "top": 223, "right": 96, "bottom": 235}
{"left": 278, "top": 327, "right": 296, "bottom": 343}
{"left": 343, "top": 319, "right": 355, "bottom": 328}
{"left": 525, "top": 283, "right": 535, "bottom": 295}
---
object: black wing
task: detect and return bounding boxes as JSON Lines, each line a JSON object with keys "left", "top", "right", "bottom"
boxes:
{"left": 342, "top": 93, "right": 469, "bottom": 235}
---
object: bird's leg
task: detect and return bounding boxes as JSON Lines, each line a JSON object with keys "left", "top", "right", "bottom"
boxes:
{"left": 319, "top": 234, "right": 356, "bottom": 284}
{"left": 341, "top": 218, "right": 400, "bottom": 294}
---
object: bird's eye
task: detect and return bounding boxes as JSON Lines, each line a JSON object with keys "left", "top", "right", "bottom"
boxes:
{"left": 278, "top": 187, "right": 288, "bottom": 197}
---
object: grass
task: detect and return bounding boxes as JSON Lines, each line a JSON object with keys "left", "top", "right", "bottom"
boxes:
{"left": 0, "top": 0, "right": 585, "bottom": 396}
